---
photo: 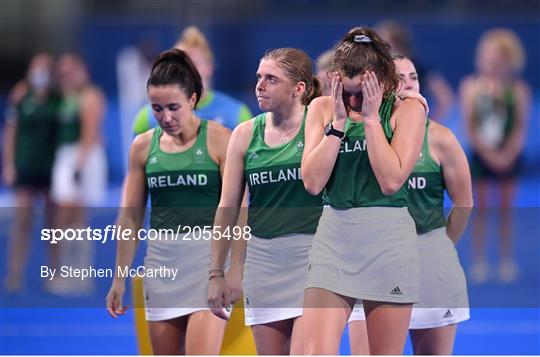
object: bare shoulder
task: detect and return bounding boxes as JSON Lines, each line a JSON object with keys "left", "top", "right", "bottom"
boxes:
{"left": 514, "top": 78, "right": 532, "bottom": 97}
{"left": 131, "top": 129, "right": 154, "bottom": 164}
{"left": 395, "top": 97, "right": 424, "bottom": 112}
{"left": 8, "top": 81, "right": 29, "bottom": 105}
{"left": 233, "top": 117, "right": 255, "bottom": 139}
{"left": 81, "top": 84, "right": 106, "bottom": 104}
{"left": 207, "top": 120, "right": 232, "bottom": 152}
{"left": 307, "top": 96, "right": 332, "bottom": 114}
{"left": 309, "top": 95, "right": 332, "bottom": 108}
{"left": 458, "top": 74, "right": 477, "bottom": 94}
{"left": 207, "top": 120, "right": 232, "bottom": 139}
{"left": 429, "top": 121, "right": 460, "bottom": 161}
{"left": 392, "top": 97, "right": 425, "bottom": 128}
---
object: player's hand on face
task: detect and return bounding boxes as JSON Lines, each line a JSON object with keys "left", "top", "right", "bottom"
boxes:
{"left": 106, "top": 281, "right": 129, "bottom": 318}
{"left": 361, "top": 71, "right": 383, "bottom": 121}
{"left": 332, "top": 72, "right": 348, "bottom": 122}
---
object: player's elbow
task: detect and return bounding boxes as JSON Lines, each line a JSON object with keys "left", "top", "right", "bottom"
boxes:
{"left": 303, "top": 177, "right": 324, "bottom": 196}
{"left": 301, "top": 164, "right": 325, "bottom": 195}
{"left": 379, "top": 178, "right": 403, "bottom": 196}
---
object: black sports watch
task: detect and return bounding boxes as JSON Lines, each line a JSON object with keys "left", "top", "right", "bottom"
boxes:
{"left": 324, "top": 122, "right": 345, "bottom": 139}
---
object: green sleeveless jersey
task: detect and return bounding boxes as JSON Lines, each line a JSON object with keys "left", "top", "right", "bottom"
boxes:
{"left": 244, "top": 111, "right": 323, "bottom": 239}
{"left": 145, "top": 120, "right": 221, "bottom": 229}
{"left": 58, "top": 94, "right": 81, "bottom": 144}
{"left": 407, "top": 120, "right": 446, "bottom": 235}
{"left": 14, "top": 91, "right": 59, "bottom": 174}
{"left": 323, "top": 95, "right": 408, "bottom": 208}
{"left": 473, "top": 85, "right": 516, "bottom": 149}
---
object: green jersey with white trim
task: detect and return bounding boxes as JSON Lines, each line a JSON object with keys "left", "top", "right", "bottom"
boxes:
{"left": 245, "top": 110, "right": 322, "bottom": 239}
{"left": 145, "top": 120, "right": 221, "bottom": 229}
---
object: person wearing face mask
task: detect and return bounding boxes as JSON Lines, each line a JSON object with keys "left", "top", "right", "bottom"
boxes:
{"left": 132, "top": 26, "right": 252, "bottom": 135}
{"left": 106, "top": 49, "right": 231, "bottom": 355}
{"left": 348, "top": 54, "right": 472, "bottom": 355}
{"left": 2, "top": 53, "right": 61, "bottom": 293}
{"left": 459, "top": 29, "right": 531, "bottom": 284}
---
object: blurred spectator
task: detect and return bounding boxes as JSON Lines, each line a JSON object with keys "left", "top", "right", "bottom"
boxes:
{"left": 315, "top": 49, "right": 333, "bottom": 96}
{"left": 375, "top": 20, "right": 454, "bottom": 122}
{"left": 49, "top": 53, "right": 108, "bottom": 295}
{"left": 459, "top": 29, "right": 531, "bottom": 283}
{"left": 2, "top": 53, "right": 60, "bottom": 293}
{"left": 116, "top": 34, "right": 159, "bottom": 172}
{"left": 132, "top": 26, "right": 252, "bottom": 135}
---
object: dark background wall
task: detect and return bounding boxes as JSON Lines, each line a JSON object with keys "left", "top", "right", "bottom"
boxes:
{"left": 1, "top": 0, "right": 539, "bottom": 182}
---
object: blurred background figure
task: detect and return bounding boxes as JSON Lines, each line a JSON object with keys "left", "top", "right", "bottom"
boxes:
{"left": 131, "top": 26, "right": 252, "bottom": 136}
{"left": 459, "top": 29, "right": 531, "bottom": 284}
{"left": 116, "top": 34, "right": 159, "bottom": 173}
{"left": 2, "top": 53, "right": 60, "bottom": 293}
{"left": 375, "top": 20, "right": 455, "bottom": 122}
{"left": 48, "top": 53, "right": 108, "bottom": 295}
{"left": 315, "top": 49, "right": 334, "bottom": 96}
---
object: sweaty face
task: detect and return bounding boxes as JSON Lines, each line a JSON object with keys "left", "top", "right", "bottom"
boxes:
{"left": 148, "top": 84, "right": 196, "bottom": 136}
{"left": 341, "top": 74, "right": 364, "bottom": 113}
{"left": 255, "top": 59, "right": 297, "bottom": 112}
{"left": 394, "top": 58, "right": 420, "bottom": 93}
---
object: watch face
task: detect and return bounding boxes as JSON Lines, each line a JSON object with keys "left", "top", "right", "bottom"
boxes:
{"left": 324, "top": 123, "right": 332, "bottom": 136}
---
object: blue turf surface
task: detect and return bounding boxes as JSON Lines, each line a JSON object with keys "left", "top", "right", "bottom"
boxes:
{"left": 1, "top": 98, "right": 539, "bottom": 354}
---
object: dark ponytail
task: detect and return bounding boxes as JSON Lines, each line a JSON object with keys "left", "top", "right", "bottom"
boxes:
{"left": 147, "top": 48, "right": 203, "bottom": 107}
{"left": 333, "top": 27, "right": 399, "bottom": 98}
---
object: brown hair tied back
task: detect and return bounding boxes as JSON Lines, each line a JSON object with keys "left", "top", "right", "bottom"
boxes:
{"left": 147, "top": 48, "right": 203, "bottom": 107}
{"left": 263, "top": 48, "right": 322, "bottom": 105}
{"left": 332, "top": 27, "right": 399, "bottom": 98}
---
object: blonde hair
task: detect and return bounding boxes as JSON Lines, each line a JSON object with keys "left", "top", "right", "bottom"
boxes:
{"left": 174, "top": 26, "right": 214, "bottom": 65}
{"left": 477, "top": 28, "right": 526, "bottom": 73}
{"left": 263, "top": 48, "right": 322, "bottom": 105}
{"left": 315, "top": 49, "right": 334, "bottom": 72}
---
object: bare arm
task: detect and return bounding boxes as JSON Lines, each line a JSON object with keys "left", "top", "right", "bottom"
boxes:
{"left": 207, "top": 120, "right": 247, "bottom": 289}
{"left": 459, "top": 76, "right": 486, "bottom": 155}
{"left": 433, "top": 125, "right": 473, "bottom": 244}
{"left": 208, "top": 121, "right": 252, "bottom": 311}
{"left": 500, "top": 80, "right": 531, "bottom": 164}
{"left": 365, "top": 98, "right": 426, "bottom": 195}
{"left": 226, "top": 186, "right": 249, "bottom": 305}
{"left": 230, "top": 187, "right": 248, "bottom": 272}
{"left": 210, "top": 122, "right": 249, "bottom": 270}
{"left": 302, "top": 75, "right": 348, "bottom": 195}
{"left": 426, "top": 72, "right": 454, "bottom": 122}
{"left": 2, "top": 120, "right": 17, "bottom": 186}
{"left": 2, "top": 82, "right": 28, "bottom": 186}
{"left": 77, "top": 86, "right": 106, "bottom": 170}
{"left": 106, "top": 132, "right": 150, "bottom": 318}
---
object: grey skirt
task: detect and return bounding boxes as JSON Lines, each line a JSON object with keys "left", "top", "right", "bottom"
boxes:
{"left": 306, "top": 206, "right": 419, "bottom": 304}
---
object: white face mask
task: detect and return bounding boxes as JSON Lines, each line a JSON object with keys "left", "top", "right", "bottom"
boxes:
{"left": 29, "top": 67, "right": 51, "bottom": 90}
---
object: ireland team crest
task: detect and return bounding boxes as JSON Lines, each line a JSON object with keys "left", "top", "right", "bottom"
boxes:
{"left": 295, "top": 140, "right": 304, "bottom": 155}
{"left": 416, "top": 151, "right": 425, "bottom": 165}
{"left": 194, "top": 147, "right": 205, "bottom": 163}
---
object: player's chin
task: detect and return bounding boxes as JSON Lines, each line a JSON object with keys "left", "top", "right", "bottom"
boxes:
{"left": 257, "top": 97, "right": 273, "bottom": 112}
